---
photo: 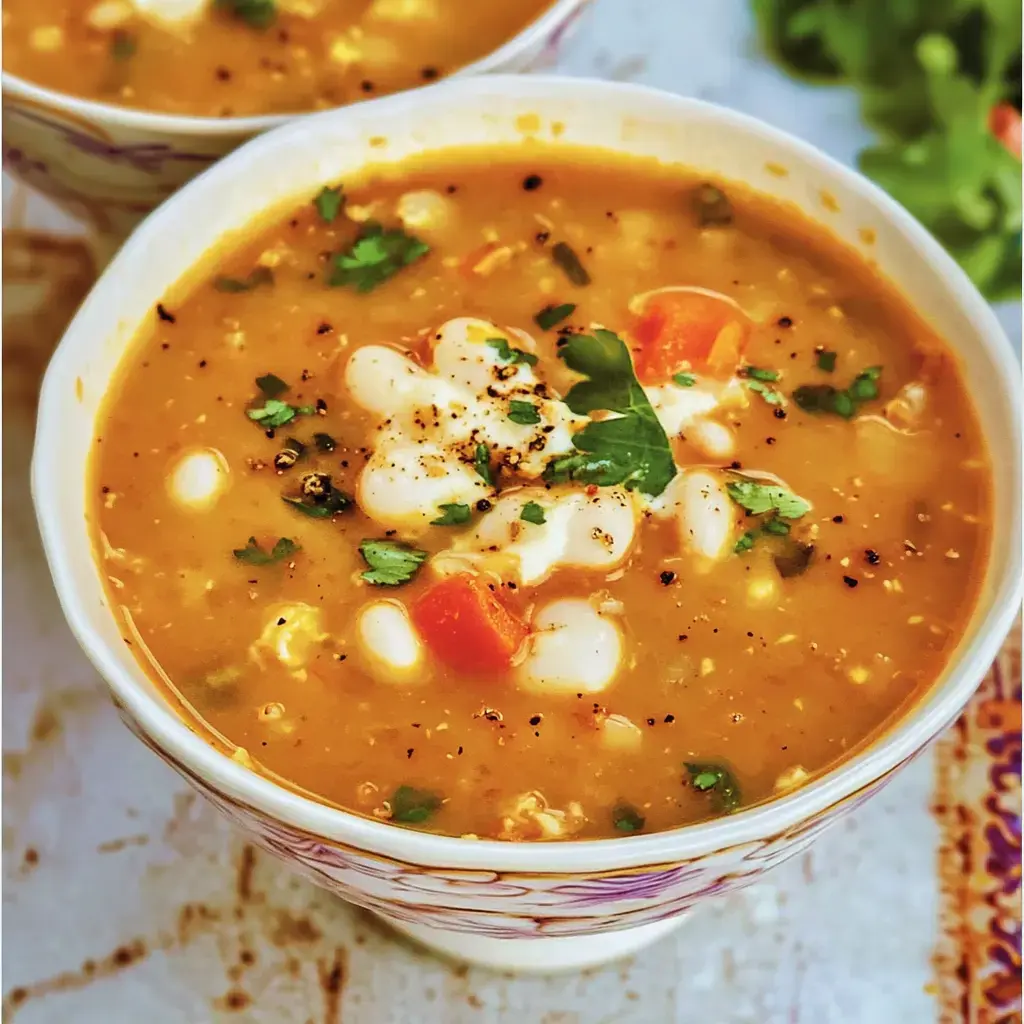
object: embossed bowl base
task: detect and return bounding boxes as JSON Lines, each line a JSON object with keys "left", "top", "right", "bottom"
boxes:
{"left": 379, "top": 914, "right": 688, "bottom": 972}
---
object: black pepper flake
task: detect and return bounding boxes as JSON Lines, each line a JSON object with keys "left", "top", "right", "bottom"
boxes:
{"left": 446, "top": 184, "right": 458, "bottom": 194}
{"left": 777, "top": 316, "right": 793, "bottom": 328}
{"left": 729, "top": 460, "right": 742, "bottom": 470}
{"left": 664, "top": 714, "right": 675, "bottom": 723}
{"left": 406, "top": 748, "right": 414, "bottom": 758}
{"left": 522, "top": 174, "right": 543, "bottom": 191}
{"left": 773, "top": 408, "right": 787, "bottom": 420}
{"left": 277, "top": 617, "right": 286, "bottom": 625}
{"left": 198, "top": 359, "right": 207, "bottom": 368}
{"left": 765, "top": 436, "right": 777, "bottom": 445}
{"left": 315, "top": 398, "right": 328, "bottom": 414}
{"left": 864, "top": 549, "right": 881, "bottom": 565}
{"left": 156, "top": 303, "right": 176, "bottom": 323}
{"left": 833, "top": 515, "right": 844, "bottom": 524}
{"left": 659, "top": 570, "right": 676, "bottom": 585}
{"left": 316, "top": 322, "right": 333, "bottom": 335}
{"left": 476, "top": 499, "right": 492, "bottom": 512}
{"left": 842, "top": 575, "right": 859, "bottom": 588}
{"left": 535, "top": 230, "right": 550, "bottom": 245}
{"left": 420, "top": 66, "right": 439, "bottom": 80}
{"left": 360, "top": 80, "right": 375, "bottom": 93}
{"left": 678, "top": 634, "right": 688, "bottom": 641}
{"left": 529, "top": 714, "right": 542, "bottom": 726}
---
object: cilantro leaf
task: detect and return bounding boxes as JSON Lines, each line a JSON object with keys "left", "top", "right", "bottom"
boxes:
{"left": 508, "top": 400, "right": 541, "bottom": 425}
{"left": 546, "top": 330, "right": 676, "bottom": 498}
{"left": 816, "top": 349, "right": 837, "bottom": 372}
{"left": 742, "top": 366, "right": 780, "bottom": 382}
{"left": 282, "top": 475, "right": 352, "bottom": 518}
{"left": 255, "top": 373, "right": 288, "bottom": 398}
{"left": 247, "top": 398, "right": 314, "bottom": 429}
{"left": 313, "top": 432, "right": 336, "bottom": 452}
{"left": 215, "top": 0, "right": 275, "bottom": 29}
{"left": 672, "top": 372, "right": 696, "bottom": 387}
{"left": 329, "top": 221, "right": 429, "bottom": 293}
{"left": 534, "top": 302, "right": 576, "bottom": 330}
{"left": 520, "top": 501, "right": 546, "bottom": 525}
{"left": 744, "top": 379, "right": 786, "bottom": 406}
{"left": 684, "top": 761, "right": 741, "bottom": 813}
{"left": 359, "top": 539, "right": 427, "bottom": 586}
{"left": 390, "top": 785, "right": 442, "bottom": 824}
{"left": 611, "top": 802, "right": 645, "bottom": 833}
{"left": 473, "top": 443, "right": 494, "bottom": 487}
{"left": 430, "top": 503, "right": 471, "bottom": 526}
{"left": 551, "top": 242, "right": 590, "bottom": 286}
{"left": 793, "top": 365, "right": 882, "bottom": 418}
{"left": 232, "top": 536, "right": 298, "bottom": 565}
{"left": 726, "top": 478, "right": 810, "bottom": 519}
{"left": 485, "top": 337, "right": 538, "bottom": 367}
{"left": 214, "top": 266, "right": 274, "bottom": 293}
{"left": 314, "top": 185, "right": 344, "bottom": 224}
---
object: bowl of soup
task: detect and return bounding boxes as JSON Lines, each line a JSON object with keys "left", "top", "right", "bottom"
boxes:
{"left": 1, "top": 0, "right": 587, "bottom": 250}
{"left": 32, "top": 76, "right": 1021, "bottom": 972}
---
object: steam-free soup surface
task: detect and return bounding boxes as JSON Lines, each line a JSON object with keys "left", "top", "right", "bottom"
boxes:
{"left": 3, "top": 0, "right": 552, "bottom": 116}
{"left": 90, "top": 149, "right": 991, "bottom": 840}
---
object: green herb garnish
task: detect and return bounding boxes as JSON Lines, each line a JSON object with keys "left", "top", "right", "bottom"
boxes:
{"left": 255, "top": 373, "right": 288, "bottom": 398}
{"left": 551, "top": 242, "right": 591, "bottom": 286}
{"left": 473, "top": 443, "right": 494, "bottom": 487}
{"left": 672, "top": 372, "right": 697, "bottom": 387}
{"left": 282, "top": 475, "right": 352, "bottom": 519}
{"left": 359, "top": 539, "right": 427, "bottom": 586}
{"left": 520, "top": 501, "right": 546, "bottom": 525}
{"left": 816, "top": 349, "right": 837, "bottom": 372}
{"left": 726, "top": 479, "right": 810, "bottom": 520}
{"left": 431, "top": 503, "right": 471, "bottom": 526}
{"left": 328, "top": 220, "right": 429, "bottom": 293}
{"left": 215, "top": 0, "right": 275, "bottom": 29}
{"left": 742, "top": 366, "right": 780, "bottom": 382}
{"left": 544, "top": 329, "right": 676, "bottom": 498}
{"left": 314, "top": 185, "right": 344, "bottom": 224}
{"left": 734, "top": 530, "right": 758, "bottom": 553}
{"left": 792, "top": 365, "right": 882, "bottom": 419}
{"left": 534, "top": 302, "right": 576, "bottom": 330}
{"left": 612, "top": 802, "right": 646, "bottom": 833}
{"left": 390, "top": 785, "right": 442, "bottom": 824}
{"left": 247, "top": 398, "right": 314, "bottom": 429}
{"left": 214, "top": 266, "right": 274, "bottom": 293}
{"left": 485, "top": 337, "right": 538, "bottom": 367}
{"left": 232, "top": 536, "right": 298, "bottom": 565}
{"left": 684, "top": 761, "right": 741, "bottom": 812}
{"left": 508, "top": 400, "right": 541, "bottom": 425}
{"left": 313, "top": 432, "right": 336, "bottom": 452}
{"left": 744, "top": 379, "right": 786, "bottom": 406}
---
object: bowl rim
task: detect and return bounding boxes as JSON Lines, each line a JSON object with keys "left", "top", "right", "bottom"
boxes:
{"left": 0, "top": 0, "right": 586, "bottom": 135}
{"left": 32, "top": 74, "right": 1023, "bottom": 874}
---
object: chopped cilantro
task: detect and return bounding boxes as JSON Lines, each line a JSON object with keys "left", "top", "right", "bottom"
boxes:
{"left": 734, "top": 530, "right": 758, "bottom": 553}
{"left": 726, "top": 479, "right": 810, "bottom": 520}
{"left": 744, "top": 379, "right": 786, "bottom": 406}
{"left": 763, "top": 517, "right": 792, "bottom": 536}
{"left": 742, "top": 366, "right": 780, "bottom": 382}
{"left": 508, "top": 400, "right": 541, "bottom": 425}
{"left": 232, "top": 536, "right": 298, "bottom": 565}
{"left": 473, "top": 443, "right": 494, "bottom": 487}
{"left": 430, "top": 503, "right": 471, "bottom": 526}
{"left": 612, "top": 802, "right": 645, "bottom": 833}
{"left": 684, "top": 761, "right": 741, "bottom": 812}
{"left": 485, "top": 337, "right": 538, "bottom": 367}
{"left": 520, "top": 501, "right": 546, "bottom": 525}
{"left": 255, "top": 373, "right": 288, "bottom": 398}
{"left": 214, "top": 266, "right": 274, "bottom": 293}
{"left": 215, "top": 0, "right": 275, "bottom": 28}
{"left": 314, "top": 185, "right": 344, "bottom": 223}
{"left": 359, "top": 539, "right": 427, "bottom": 586}
{"left": 247, "top": 398, "right": 314, "bottom": 429}
{"left": 816, "top": 349, "right": 837, "bottom": 372}
{"left": 534, "top": 302, "right": 576, "bottom": 330}
{"left": 282, "top": 475, "right": 352, "bottom": 518}
{"left": 544, "top": 329, "right": 677, "bottom": 498}
{"left": 328, "top": 221, "right": 429, "bottom": 293}
{"left": 793, "top": 365, "right": 883, "bottom": 419}
{"left": 672, "top": 372, "right": 696, "bottom": 387}
{"left": 390, "top": 785, "right": 442, "bottom": 824}
{"left": 551, "top": 242, "right": 591, "bottom": 286}
{"left": 313, "top": 432, "right": 336, "bottom": 452}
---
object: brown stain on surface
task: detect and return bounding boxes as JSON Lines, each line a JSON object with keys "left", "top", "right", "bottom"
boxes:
{"left": 318, "top": 948, "right": 347, "bottom": 1024}
{"left": 97, "top": 834, "right": 150, "bottom": 854}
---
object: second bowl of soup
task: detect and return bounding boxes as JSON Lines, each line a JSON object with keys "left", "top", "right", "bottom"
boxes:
{"left": 33, "top": 77, "right": 1021, "bottom": 971}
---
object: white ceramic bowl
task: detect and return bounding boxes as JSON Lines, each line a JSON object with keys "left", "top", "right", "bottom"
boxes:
{"left": 1, "top": 0, "right": 589, "bottom": 258}
{"left": 31, "top": 75, "right": 1022, "bottom": 972}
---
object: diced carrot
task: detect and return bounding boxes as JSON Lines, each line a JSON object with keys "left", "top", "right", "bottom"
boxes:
{"left": 990, "top": 103, "right": 1022, "bottom": 159}
{"left": 411, "top": 573, "right": 528, "bottom": 675}
{"left": 630, "top": 289, "right": 750, "bottom": 383}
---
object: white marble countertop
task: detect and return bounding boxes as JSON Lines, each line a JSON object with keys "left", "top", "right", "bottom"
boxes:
{"left": 3, "top": 1, "right": 1020, "bottom": 1021}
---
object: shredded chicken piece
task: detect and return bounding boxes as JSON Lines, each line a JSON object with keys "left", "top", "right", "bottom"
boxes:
{"left": 498, "top": 791, "right": 586, "bottom": 841}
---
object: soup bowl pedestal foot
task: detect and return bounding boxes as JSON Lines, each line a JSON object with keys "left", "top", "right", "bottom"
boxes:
{"left": 380, "top": 914, "right": 687, "bottom": 973}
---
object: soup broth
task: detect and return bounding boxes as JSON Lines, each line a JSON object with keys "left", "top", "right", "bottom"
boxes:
{"left": 3, "top": 0, "right": 552, "bottom": 116}
{"left": 90, "top": 150, "right": 991, "bottom": 840}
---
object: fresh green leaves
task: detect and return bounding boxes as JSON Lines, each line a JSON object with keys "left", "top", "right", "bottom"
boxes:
{"left": 520, "top": 501, "right": 546, "bottom": 525}
{"left": 742, "top": 366, "right": 779, "bottom": 382}
{"left": 792, "top": 365, "right": 882, "bottom": 418}
{"left": 248, "top": 375, "right": 315, "bottom": 428}
{"left": 313, "top": 432, "right": 336, "bottom": 452}
{"left": 390, "top": 785, "right": 442, "bottom": 824}
{"left": 726, "top": 479, "right": 810, "bottom": 520}
{"left": 359, "top": 539, "right": 427, "bottom": 586}
{"left": 745, "top": 379, "right": 786, "bottom": 406}
{"left": 551, "top": 242, "right": 591, "bottom": 286}
{"left": 431, "top": 503, "right": 471, "bottom": 526}
{"left": 545, "top": 329, "right": 677, "bottom": 498}
{"left": 232, "top": 536, "right": 298, "bottom": 565}
{"left": 672, "top": 372, "right": 696, "bottom": 387}
{"left": 282, "top": 474, "right": 352, "bottom": 518}
{"left": 214, "top": 266, "right": 274, "bottom": 293}
{"left": 485, "top": 337, "right": 538, "bottom": 367}
{"left": 508, "top": 400, "right": 541, "bottom": 425}
{"left": 534, "top": 302, "right": 576, "bottom": 330}
{"left": 216, "top": 0, "right": 275, "bottom": 29}
{"left": 329, "top": 221, "right": 429, "bottom": 293}
{"left": 473, "top": 443, "right": 494, "bottom": 487}
{"left": 256, "top": 373, "right": 288, "bottom": 398}
{"left": 753, "top": 0, "right": 1022, "bottom": 299}
{"left": 684, "top": 761, "right": 741, "bottom": 813}
{"left": 612, "top": 802, "right": 645, "bottom": 833}
{"left": 816, "top": 349, "right": 837, "bottom": 372}
{"left": 314, "top": 186, "right": 344, "bottom": 223}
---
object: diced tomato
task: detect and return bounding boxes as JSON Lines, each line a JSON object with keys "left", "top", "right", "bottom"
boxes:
{"left": 630, "top": 289, "right": 750, "bottom": 383}
{"left": 990, "top": 103, "right": 1022, "bottom": 159}
{"left": 410, "top": 573, "right": 528, "bottom": 675}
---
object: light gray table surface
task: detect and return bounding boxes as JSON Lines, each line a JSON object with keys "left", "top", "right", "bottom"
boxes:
{"left": 3, "top": 2, "right": 1021, "bottom": 1021}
